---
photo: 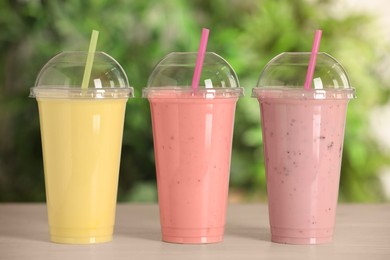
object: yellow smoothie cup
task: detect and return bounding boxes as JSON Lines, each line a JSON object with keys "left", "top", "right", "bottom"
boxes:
{"left": 30, "top": 51, "right": 133, "bottom": 244}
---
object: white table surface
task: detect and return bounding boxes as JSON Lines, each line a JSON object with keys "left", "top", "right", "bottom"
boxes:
{"left": 0, "top": 203, "right": 389, "bottom": 260}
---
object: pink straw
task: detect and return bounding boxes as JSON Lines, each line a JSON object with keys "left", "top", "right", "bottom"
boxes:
{"left": 192, "top": 28, "right": 210, "bottom": 91}
{"left": 304, "top": 29, "right": 322, "bottom": 90}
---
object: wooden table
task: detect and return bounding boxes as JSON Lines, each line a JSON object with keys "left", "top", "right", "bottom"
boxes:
{"left": 0, "top": 204, "right": 389, "bottom": 259}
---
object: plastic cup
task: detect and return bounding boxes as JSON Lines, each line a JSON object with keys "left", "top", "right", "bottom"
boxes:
{"left": 252, "top": 52, "right": 356, "bottom": 245}
{"left": 143, "top": 52, "right": 243, "bottom": 244}
{"left": 30, "top": 51, "right": 134, "bottom": 244}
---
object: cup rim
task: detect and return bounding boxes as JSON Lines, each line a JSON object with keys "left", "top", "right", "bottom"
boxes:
{"left": 30, "top": 87, "right": 134, "bottom": 99}
{"left": 252, "top": 87, "right": 356, "bottom": 100}
{"left": 142, "top": 87, "right": 243, "bottom": 99}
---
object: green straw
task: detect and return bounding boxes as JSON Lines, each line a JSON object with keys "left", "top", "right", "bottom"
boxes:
{"left": 81, "top": 30, "right": 99, "bottom": 89}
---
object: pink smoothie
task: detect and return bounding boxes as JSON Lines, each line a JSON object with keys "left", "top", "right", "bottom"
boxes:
{"left": 259, "top": 97, "right": 349, "bottom": 244}
{"left": 149, "top": 94, "right": 238, "bottom": 244}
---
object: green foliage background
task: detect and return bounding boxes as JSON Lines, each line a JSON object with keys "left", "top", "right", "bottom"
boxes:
{"left": 1, "top": 0, "right": 389, "bottom": 202}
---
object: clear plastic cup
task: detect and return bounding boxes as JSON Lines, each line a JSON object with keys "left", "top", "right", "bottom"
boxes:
{"left": 30, "top": 51, "right": 133, "bottom": 244}
{"left": 143, "top": 52, "right": 243, "bottom": 243}
{"left": 252, "top": 52, "right": 356, "bottom": 244}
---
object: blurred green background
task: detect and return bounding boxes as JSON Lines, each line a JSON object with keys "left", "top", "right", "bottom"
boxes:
{"left": 1, "top": 0, "right": 390, "bottom": 202}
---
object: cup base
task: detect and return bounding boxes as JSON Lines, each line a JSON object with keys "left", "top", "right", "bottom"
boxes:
{"left": 161, "top": 226, "right": 224, "bottom": 244}
{"left": 50, "top": 235, "right": 112, "bottom": 244}
{"left": 271, "top": 235, "right": 332, "bottom": 245}
{"left": 162, "top": 235, "right": 223, "bottom": 244}
{"left": 270, "top": 226, "right": 334, "bottom": 245}
{"left": 50, "top": 226, "right": 113, "bottom": 244}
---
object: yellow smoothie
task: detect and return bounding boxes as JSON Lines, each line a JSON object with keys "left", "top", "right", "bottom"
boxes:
{"left": 37, "top": 98, "right": 127, "bottom": 244}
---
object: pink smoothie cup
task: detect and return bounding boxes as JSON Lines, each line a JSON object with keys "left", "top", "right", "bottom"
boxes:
{"left": 252, "top": 52, "right": 356, "bottom": 244}
{"left": 143, "top": 52, "right": 243, "bottom": 244}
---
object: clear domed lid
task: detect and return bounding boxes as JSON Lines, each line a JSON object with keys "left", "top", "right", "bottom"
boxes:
{"left": 252, "top": 52, "right": 356, "bottom": 99}
{"left": 30, "top": 51, "right": 134, "bottom": 98}
{"left": 142, "top": 52, "right": 243, "bottom": 98}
